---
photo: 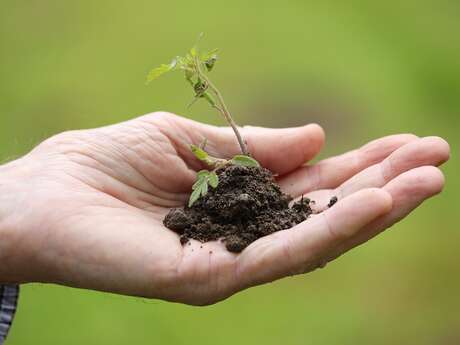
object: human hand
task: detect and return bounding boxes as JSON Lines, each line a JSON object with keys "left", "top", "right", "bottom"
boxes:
{"left": 0, "top": 112, "right": 449, "bottom": 305}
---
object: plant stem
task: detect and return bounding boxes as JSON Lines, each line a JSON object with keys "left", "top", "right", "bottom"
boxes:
{"left": 194, "top": 56, "right": 248, "bottom": 155}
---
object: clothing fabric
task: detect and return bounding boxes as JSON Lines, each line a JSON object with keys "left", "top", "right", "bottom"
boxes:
{"left": 0, "top": 285, "right": 19, "bottom": 344}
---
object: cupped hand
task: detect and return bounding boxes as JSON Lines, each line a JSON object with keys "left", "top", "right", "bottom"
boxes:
{"left": 0, "top": 112, "right": 449, "bottom": 305}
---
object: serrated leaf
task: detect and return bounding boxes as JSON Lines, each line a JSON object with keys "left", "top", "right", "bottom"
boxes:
{"left": 191, "top": 145, "right": 209, "bottom": 161}
{"left": 184, "top": 53, "right": 194, "bottom": 65}
{"left": 188, "top": 187, "right": 202, "bottom": 207}
{"left": 184, "top": 68, "right": 195, "bottom": 80}
{"left": 231, "top": 155, "right": 260, "bottom": 167}
{"left": 192, "top": 177, "right": 203, "bottom": 190}
{"left": 192, "top": 170, "right": 208, "bottom": 189}
{"left": 205, "top": 58, "right": 217, "bottom": 72}
{"left": 200, "top": 48, "right": 219, "bottom": 62}
{"left": 201, "top": 49, "right": 218, "bottom": 72}
{"left": 196, "top": 170, "right": 210, "bottom": 179}
{"left": 208, "top": 171, "right": 219, "bottom": 188}
{"left": 200, "top": 180, "right": 208, "bottom": 196}
{"left": 189, "top": 171, "right": 210, "bottom": 207}
{"left": 146, "top": 59, "right": 177, "bottom": 84}
{"left": 176, "top": 55, "right": 191, "bottom": 69}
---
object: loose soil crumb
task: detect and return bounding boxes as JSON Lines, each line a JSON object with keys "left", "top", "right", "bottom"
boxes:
{"left": 327, "top": 196, "right": 338, "bottom": 208}
{"left": 164, "top": 165, "right": 330, "bottom": 253}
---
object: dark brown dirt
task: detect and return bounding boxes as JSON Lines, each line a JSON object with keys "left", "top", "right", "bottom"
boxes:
{"left": 164, "top": 164, "right": 332, "bottom": 253}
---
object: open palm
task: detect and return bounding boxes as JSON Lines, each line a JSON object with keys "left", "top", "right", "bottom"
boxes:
{"left": 7, "top": 112, "right": 449, "bottom": 305}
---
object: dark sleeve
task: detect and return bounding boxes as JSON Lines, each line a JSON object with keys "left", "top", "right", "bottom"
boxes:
{"left": 0, "top": 285, "right": 19, "bottom": 344}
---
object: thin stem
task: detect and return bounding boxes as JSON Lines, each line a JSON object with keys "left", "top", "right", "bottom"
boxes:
{"left": 194, "top": 56, "right": 248, "bottom": 155}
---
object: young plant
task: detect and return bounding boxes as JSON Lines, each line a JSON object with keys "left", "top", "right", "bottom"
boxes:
{"left": 147, "top": 34, "right": 259, "bottom": 206}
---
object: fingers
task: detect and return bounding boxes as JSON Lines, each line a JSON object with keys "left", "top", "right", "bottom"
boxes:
{"left": 303, "top": 136, "right": 450, "bottom": 210}
{"left": 279, "top": 134, "right": 418, "bottom": 197}
{"left": 337, "top": 136, "right": 449, "bottom": 197}
{"left": 333, "top": 166, "right": 445, "bottom": 258}
{"left": 236, "top": 188, "right": 392, "bottom": 288}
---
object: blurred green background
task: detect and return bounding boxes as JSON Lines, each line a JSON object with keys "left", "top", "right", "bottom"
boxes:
{"left": 1, "top": 0, "right": 458, "bottom": 344}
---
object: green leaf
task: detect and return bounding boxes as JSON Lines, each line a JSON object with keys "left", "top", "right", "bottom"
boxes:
{"left": 192, "top": 170, "right": 208, "bottom": 189}
{"left": 184, "top": 68, "right": 195, "bottom": 81}
{"left": 189, "top": 170, "right": 210, "bottom": 207}
{"left": 200, "top": 48, "right": 219, "bottom": 62}
{"left": 188, "top": 187, "right": 202, "bottom": 207}
{"left": 145, "top": 59, "right": 177, "bottom": 84}
{"left": 200, "top": 180, "right": 208, "bottom": 196}
{"left": 201, "top": 49, "right": 218, "bottom": 72}
{"left": 208, "top": 171, "right": 219, "bottom": 188}
{"left": 205, "top": 57, "right": 217, "bottom": 72}
{"left": 191, "top": 145, "right": 209, "bottom": 161}
{"left": 231, "top": 155, "right": 260, "bottom": 167}
{"left": 176, "top": 55, "right": 192, "bottom": 70}
{"left": 192, "top": 177, "right": 204, "bottom": 190}
{"left": 196, "top": 170, "right": 210, "bottom": 179}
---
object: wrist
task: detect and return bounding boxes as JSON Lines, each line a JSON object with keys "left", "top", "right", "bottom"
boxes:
{"left": 0, "top": 157, "right": 34, "bottom": 283}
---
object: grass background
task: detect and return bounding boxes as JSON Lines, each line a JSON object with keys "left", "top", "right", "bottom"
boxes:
{"left": 1, "top": 1, "right": 458, "bottom": 344}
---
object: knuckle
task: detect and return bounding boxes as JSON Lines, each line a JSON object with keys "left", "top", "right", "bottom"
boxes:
{"left": 151, "top": 111, "right": 176, "bottom": 122}
{"left": 139, "top": 111, "right": 179, "bottom": 129}
{"left": 33, "top": 130, "right": 85, "bottom": 154}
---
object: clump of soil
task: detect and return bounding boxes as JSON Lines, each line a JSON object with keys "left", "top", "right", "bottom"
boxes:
{"left": 164, "top": 164, "right": 322, "bottom": 253}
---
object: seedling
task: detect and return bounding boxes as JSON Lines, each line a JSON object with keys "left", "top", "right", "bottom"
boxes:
{"left": 147, "top": 34, "right": 259, "bottom": 206}
{"left": 155, "top": 35, "right": 317, "bottom": 252}
{"left": 188, "top": 142, "right": 259, "bottom": 206}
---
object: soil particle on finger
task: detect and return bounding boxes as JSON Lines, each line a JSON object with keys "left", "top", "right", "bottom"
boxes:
{"left": 328, "top": 196, "right": 338, "bottom": 208}
{"left": 164, "top": 164, "right": 313, "bottom": 253}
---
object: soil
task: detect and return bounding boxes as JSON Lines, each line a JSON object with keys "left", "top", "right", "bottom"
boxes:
{"left": 164, "top": 164, "right": 334, "bottom": 253}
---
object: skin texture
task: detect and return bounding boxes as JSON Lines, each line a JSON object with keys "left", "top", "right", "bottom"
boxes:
{"left": 0, "top": 112, "right": 450, "bottom": 305}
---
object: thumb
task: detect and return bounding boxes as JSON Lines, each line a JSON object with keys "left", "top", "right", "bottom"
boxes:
{"left": 144, "top": 112, "right": 325, "bottom": 176}
{"left": 240, "top": 124, "right": 325, "bottom": 175}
